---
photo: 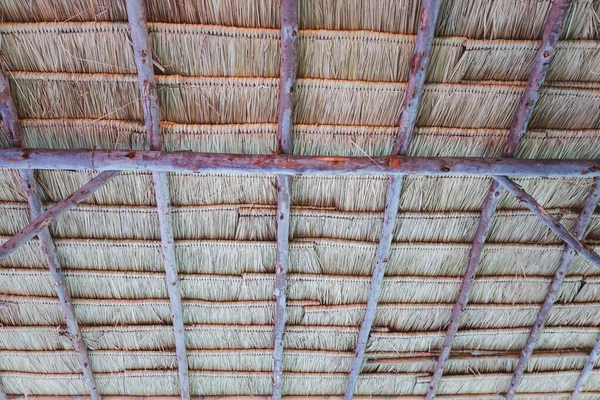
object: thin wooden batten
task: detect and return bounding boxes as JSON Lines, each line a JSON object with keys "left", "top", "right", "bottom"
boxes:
{"left": 503, "top": 178, "right": 600, "bottom": 399}
{"left": 344, "top": 1, "right": 442, "bottom": 399}
{"left": 425, "top": 1, "right": 572, "bottom": 398}
{"left": 0, "top": 71, "right": 101, "bottom": 400}
{"left": 272, "top": 0, "right": 298, "bottom": 399}
{"left": 125, "top": 1, "right": 190, "bottom": 399}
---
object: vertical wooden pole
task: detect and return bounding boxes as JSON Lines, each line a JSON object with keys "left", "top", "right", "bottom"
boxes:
{"left": 0, "top": 70, "right": 101, "bottom": 400}
{"left": 125, "top": 1, "right": 190, "bottom": 399}
{"left": 344, "top": 1, "right": 441, "bottom": 398}
{"left": 272, "top": 0, "right": 298, "bottom": 398}
{"left": 425, "top": 1, "right": 572, "bottom": 398}
{"left": 505, "top": 178, "right": 600, "bottom": 399}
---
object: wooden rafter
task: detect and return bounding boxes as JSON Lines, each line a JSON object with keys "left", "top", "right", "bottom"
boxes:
{"left": 504, "top": 177, "right": 600, "bottom": 399}
{"left": 425, "top": 0, "right": 572, "bottom": 398}
{"left": 344, "top": 0, "right": 442, "bottom": 398}
{"left": 0, "top": 71, "right": 101, "bottom": 400}
{"left": 572, "top": 333, "right": 600, "bottom": 399}
{"left": 125, "top": 1, "right": 190, "bottom": 399}
{"left": 272, "top": 0, "right": 298, "bottom": 398}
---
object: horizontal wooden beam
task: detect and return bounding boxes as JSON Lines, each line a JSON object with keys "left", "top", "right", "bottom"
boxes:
{"left": 2, "top": 148, "right": 600, "bottom": 177}
{"left": 5, "top": 393, "right": 600, "bottom": 400}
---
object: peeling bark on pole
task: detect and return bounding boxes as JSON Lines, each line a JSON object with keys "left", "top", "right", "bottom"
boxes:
{"left": 272, "top": 0, "right": 298, "bottom": 398}
{"left": 2, "top": 148, "right": 600, "bottom": 177}
{"left": 505, "top": 178, "right": 600, "bottom": 400}
{"left": 0, "top": 170, "right": 119, "bottom": 260}
{"left": 425, "top": 1, "right": 571, "bottom": 398}
{"left": 345, "top": 1, "right": 441, "bottom": 399}
{"left": 0, "top": 70, "right": 101, "bottom": 400}
{"left": 126, "top": 1, "right": 190, "bottom": 399}
{"left": 495, "top": 176, "right": 600, "bottom": 269}
{"left": 572, "top": 333, "right": 600, "bottom": 400}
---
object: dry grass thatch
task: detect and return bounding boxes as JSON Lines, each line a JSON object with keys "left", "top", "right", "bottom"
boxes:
{"left": 1, "top": 268, "right": 599, "bottom": 305}
{"left": 7, "top": 73, "right": 600, "bottom": 128}
{"left": 3, "top": 24, "right": 600, "bottom": 82}
{"left": 1, "top": 370, "right": 600, "bottom": 396}
{"left": 1, "top": 201, "right": 599, "bottom": 243}
{"left": 2, "top": 237, "right": 599, "bottom": 278}
{"left": 1, "top": 0, "right": 598, "bottom": 40}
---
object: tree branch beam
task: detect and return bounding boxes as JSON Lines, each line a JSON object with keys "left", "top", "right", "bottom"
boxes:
{"left": 126, "top": 1, "right": 190, "bottom": 399}
{"left": 345, "top": 0, "right": 442, "bottom": 398}
{"left": 425, "top": 0, "right": 572, "bottom": 397}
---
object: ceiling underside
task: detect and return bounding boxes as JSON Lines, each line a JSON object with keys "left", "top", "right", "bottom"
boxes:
{"left": 1, "top": 0, "right": 600, "bottom": 398}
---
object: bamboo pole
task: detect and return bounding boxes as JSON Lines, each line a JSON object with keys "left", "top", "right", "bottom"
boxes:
{"left": 504, "top": 179, "right": 600, "bottom": 399}
{"left": 2, "top": 148, "right": 600, "bottom": 177}
{"left": 425, "top": 1, "right": 571, "bottom": 398}
{"left": 0, "top": 170, "right": 119, "bottom": 260}
{"left": 495, "top": 176, "right": 600, "bottom": 269}
{"left": 0, "top": 71, "right": 101, "bottom": 400}
{"left": 572, "top": 334, "right": 600, "bottom": 400}
{"left": 125, "top": 1, "right": 190, "bottom": 399}
{"left": 272, "top": 1, "right": 298, "bottom": 399}
{"left": 344, "top": 1, "right": 441, "bottom": 399}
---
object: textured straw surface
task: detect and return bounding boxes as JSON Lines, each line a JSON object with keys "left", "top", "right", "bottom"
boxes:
{"left": 1, "top": 0, "right": 600, "bottom": 397}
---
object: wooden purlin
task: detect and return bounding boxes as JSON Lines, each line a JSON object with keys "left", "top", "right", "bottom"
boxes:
{"left": 425, "top": 0, "right": 573, "bottom": 398}
{"left": 125, "top": 0, "right": 190, "bottom": 399}
{"left": 344, "top": 0, "right": 442, "bottom": 398}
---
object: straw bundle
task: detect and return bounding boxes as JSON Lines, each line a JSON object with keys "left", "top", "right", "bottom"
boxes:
{"left": 3, "top": 268, "right": 599, "bottom": 305}
{"left": 3, "top": 237, "right": 599, "bottom": 278}
{"left": 0, "top": 295, "right": 311, "bottom": 326}
{"left": 454, "top": 41, "right": 600, "bottom": 82}
{"left": 0, "top": 349, "right": 355, "bottom": 374}
{"left": 3, "top": 201, "right": 597, "bottom": 243}
{"left": 6, "top": 23, "right": 600, "bottom": 83}
{"left": 302, "top": 302, "right": 600, "bottom": 330}
{"left": 368, "top": 327, "right": 600, "bottom": 354}
{"left": 1, "top": 0, "right": 598, "bottom": 40}
{"left": 2, "top": 370, "right": 600, "bottom": 396}
{"left": 365, "top": 352, "right": 591, "bottom": 375}
{"left": 1, "top": 165, "right": 593, "bottom": 212}
{"left": 5, "top": 119, "right": 600, "bottom": 161}
{"left": 2, "top": 325, "right": 597, "bottom": 355}
{"left": 0, "top": 23, "right": 464, "bottom": 82}
{"left": 8, "top": 73, "right": 600, "bottom": 128}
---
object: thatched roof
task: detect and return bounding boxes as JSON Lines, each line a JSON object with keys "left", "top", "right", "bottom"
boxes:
{"left": 1, "top": 0, "right": 600, "bottom": 398}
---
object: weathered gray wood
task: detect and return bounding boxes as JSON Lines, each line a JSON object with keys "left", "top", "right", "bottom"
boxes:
{"left": 506, "top": 178, "right": 600, "bottom": 399}
{"left": 2, "top": 148, "right": 600, "bottom": 177}
{"left": 0, "top": 170, "right": 119, "bottom": 260}
{"left": 572, "top": 333, "right": 600, "bottom": 400}
{"left": 126, "top": 1, "right": 190, "bottom": 399}
{"left": 0, "top": 69, "right": 100, "bottom": 400}
{"left": 496, "top": 176, "right": 600, "bottom": 269}
{"left": 425, "top": 1, "right": 572, "bottom": 397}
{"left": 272, "top": 1, "right": 298, "bottom": 398}
{"left": 344, "top": 1, "right": 442, "bottom": 398}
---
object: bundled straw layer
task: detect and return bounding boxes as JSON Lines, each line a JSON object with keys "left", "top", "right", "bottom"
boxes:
{"left": 7, "top": 74, "right": 600, "bottom": 128}
{"left": 1, "top": 0, "right": 598, "bottom": 40}
{"left": 1, "top": 370, "right": 600, "bottom": 396}
{"left": 1, "top": 201, "right": 597, "bottom": 243}
{"left": 2, "top": 237, "right": 599, "bottom": 277}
